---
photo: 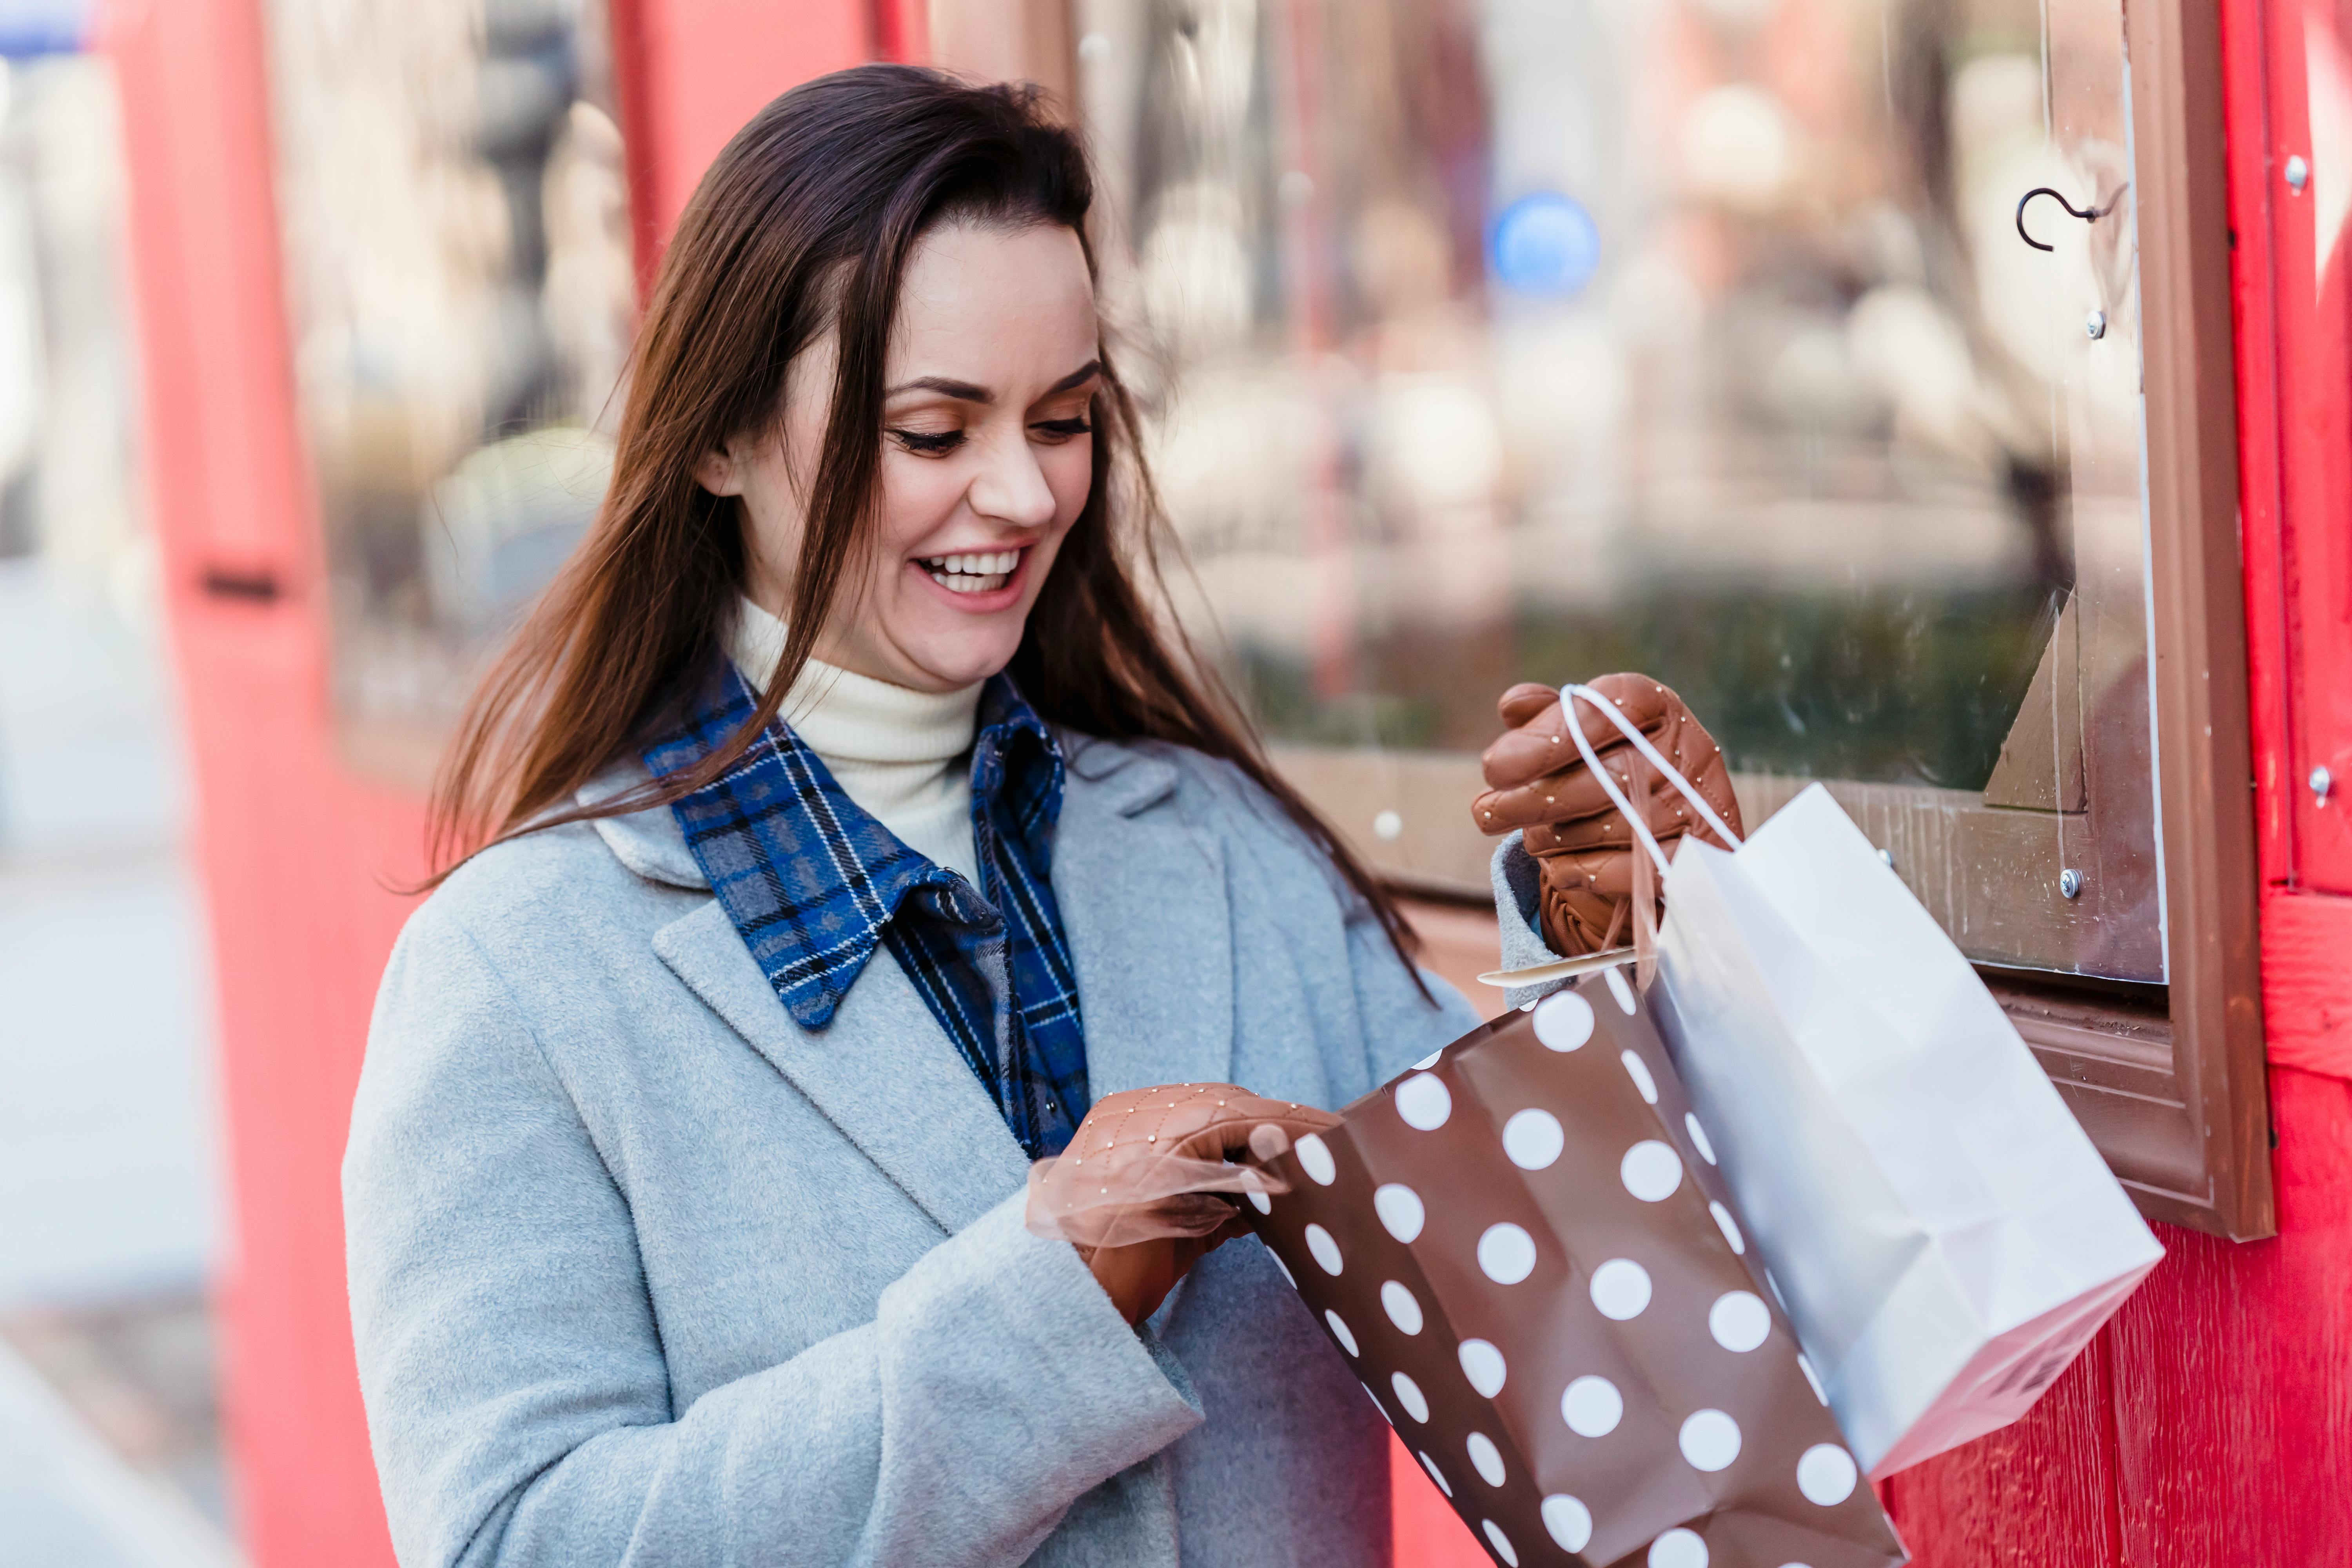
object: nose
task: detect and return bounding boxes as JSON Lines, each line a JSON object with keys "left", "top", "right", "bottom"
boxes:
{"left": 965, "top": 425, "right": 1060, "bottom": 530}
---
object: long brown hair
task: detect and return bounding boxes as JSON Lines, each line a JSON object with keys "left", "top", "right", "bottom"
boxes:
{"left": 429, "top": 64, "right": 1424, "bottom": 978}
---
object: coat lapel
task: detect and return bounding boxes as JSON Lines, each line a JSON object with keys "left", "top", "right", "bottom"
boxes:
{"left": 642, "top": 735, "right": 1236, "bottom": 1233}
{"left": 653, "top": 897, "right": 1029, "bottom": 1236}
{"left": 1053, "top": 740, "right": 1237, "bottom": 1098}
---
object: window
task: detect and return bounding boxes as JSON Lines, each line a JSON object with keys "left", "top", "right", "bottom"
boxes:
{"left": 258, "top": 0, "right": 636, "bottom": 772}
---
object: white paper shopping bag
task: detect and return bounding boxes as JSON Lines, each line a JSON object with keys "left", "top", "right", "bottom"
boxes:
{"left": 1552, "top": 685, "right": 2164, "bottom": 1479}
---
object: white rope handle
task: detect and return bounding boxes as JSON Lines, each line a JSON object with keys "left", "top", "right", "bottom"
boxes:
{"left": 1559, "top": 682, "right": 1744, "bottom": 880}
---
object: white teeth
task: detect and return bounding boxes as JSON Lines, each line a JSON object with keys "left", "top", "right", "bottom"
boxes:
{"left": 922, "top": 548, "right": 1021, "bottom": 581}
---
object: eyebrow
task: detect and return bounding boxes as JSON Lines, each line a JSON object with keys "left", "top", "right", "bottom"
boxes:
{"left": 884, "top": 360, "right": 1103, "bottom": 405}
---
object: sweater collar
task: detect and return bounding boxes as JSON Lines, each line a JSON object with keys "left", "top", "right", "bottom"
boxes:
{"left": 728, "top": 595, "right": 982, "bottom": 769}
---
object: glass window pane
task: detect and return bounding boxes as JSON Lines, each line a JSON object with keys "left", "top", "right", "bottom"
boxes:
{"left": 260, "top": 0, "right": 635, "bottom": 747}
{"left": 1065, "top": 0, "right": 2160, "bottom": 980}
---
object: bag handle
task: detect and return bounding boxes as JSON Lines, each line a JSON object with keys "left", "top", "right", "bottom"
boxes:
{"left": 1559, "top": 682, "right": 1744, "bottom": 880}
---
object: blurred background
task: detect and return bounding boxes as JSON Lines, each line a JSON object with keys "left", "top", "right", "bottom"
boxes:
{"left": 0, "top": 16, "right": 239, "bottom": 1566}
{"left": 0, "top": 0, "right": 2158, "bottom": 1561}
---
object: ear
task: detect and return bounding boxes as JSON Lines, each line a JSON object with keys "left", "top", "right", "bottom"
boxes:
{"left": 695, "top": 441, "right": 745, "bottom": 497}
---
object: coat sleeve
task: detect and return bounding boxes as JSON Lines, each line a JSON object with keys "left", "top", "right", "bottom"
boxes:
{"left": 1490, "top": 829, "right": 1575, "bottom": 1010}
{"left": 345, "top": 904, "right": 1203, "bottom": 1568}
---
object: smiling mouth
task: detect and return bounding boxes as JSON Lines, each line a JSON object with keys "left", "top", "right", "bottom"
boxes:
{"left": 919, "top": 548, "right": 1024, "bottom": 595}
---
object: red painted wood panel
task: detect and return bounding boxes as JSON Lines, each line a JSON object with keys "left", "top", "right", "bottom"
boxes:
{"left": 2233, "top": 0, "right": 2352, "bottom": 897}
{"left": 2230, "top": 0, "right": 2299, "bottom": 896}
{"left": 2260, "top": 890, "right": 2352, "bottom": 1076}
{"left": 2107, "top": 1066, "right": 2352, "bottom": 1564}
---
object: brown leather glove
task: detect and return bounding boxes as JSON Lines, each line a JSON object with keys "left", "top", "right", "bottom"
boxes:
{"left": 1026, "top": 1083, "right": 1342, "bottom": 1324}
{"left": 1471, "top": 673, "right": 1743, "bottom": 957}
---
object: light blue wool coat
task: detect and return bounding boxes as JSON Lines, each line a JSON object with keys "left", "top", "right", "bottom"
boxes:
{"left": 345, "top": 734, "right": 1486, "bottom": 1568}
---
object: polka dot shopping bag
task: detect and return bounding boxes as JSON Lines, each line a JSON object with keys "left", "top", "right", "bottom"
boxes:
{"left": 1245, "top": 979, "right": 1906, "bottom": 1568}
{"left": 1569, "top": 684, "right": 2163, "bottom": 1478}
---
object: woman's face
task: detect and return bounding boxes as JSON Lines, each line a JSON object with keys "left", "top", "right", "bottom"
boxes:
{"left": 699, "top": 221, "right": 1101, "bottom": 693}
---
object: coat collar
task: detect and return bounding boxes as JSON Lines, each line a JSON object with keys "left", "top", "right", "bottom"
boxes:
{"left": 579, "top": 762, "right": 706, "bottom": 888}
{"left": 637, "top": 732, "right": 1236, "bottom": 1233}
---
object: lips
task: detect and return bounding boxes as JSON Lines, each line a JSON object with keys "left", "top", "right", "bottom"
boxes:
{"left": 919, "top": 548, "right": 1024, "bottom": 595}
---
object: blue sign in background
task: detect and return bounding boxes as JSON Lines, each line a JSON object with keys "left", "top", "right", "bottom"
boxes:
{"left": 0, "top": 0, "right": 88, "bottom": 57}
{"left": 1490, "top": 191, "right": 1602, "bottom": 299}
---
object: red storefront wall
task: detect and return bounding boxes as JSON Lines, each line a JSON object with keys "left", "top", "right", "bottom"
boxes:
{"left": 103, "top": 0, "right": 2352, "bottom": 1563}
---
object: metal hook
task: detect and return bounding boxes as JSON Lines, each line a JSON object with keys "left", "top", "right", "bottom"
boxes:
{"left": 2015, "top": 185, "right": 2123, "bottom": 252}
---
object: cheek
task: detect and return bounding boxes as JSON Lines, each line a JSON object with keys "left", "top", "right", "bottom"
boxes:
{"left": 875, "top": 451, "right": 971, "bottom": 548}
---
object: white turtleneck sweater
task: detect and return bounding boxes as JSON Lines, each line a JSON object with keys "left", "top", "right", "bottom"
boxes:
{"left": 726, "top": 597, "right": 985, "bottom": 887}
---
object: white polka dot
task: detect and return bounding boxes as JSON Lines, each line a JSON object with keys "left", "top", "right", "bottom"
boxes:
{"left": 1620, "top": 1140, "right": 1683, "bottom": 1202}
{"left": 1589, "top": 1257, "right": 1652, "bottom": 1320}
{"left": 1359, "top": 1381, "right": 1391, "bottom": 1426}
{"left": 1679, "top": 1408, "right": 1742, "bottom": 1471}
{"left": 1419, "top": 1451, "right": 1452, "bottom": 1497}
{"left": 1373, "top": 1182, "right": 1425, "bottom": 1243}
{"left": 1541, "top": 1495, "right": 1593, "bottom": 1552}
{"left": 1649, "top": 1527, "right": 1708, "bottom": 1568}
{"left": 1482, "top": 1519, "right": 1519, "bottom": 1566}
{"left": 1797, "top": 1443, "right": 1858, "bottom": 1505}
{"left": 1517, "top": 998, "right": 1538, "bottom": 1011}
{"left": 1708, "top": 1290, "right": 1771, "bottom": 1352}
{"left": 1502, "top": 1107, "right": 1564, "bottom": 1170}
{"left": 1709, "top": 1201, "right": 1745, "bottom": 1254}
{"left": 1605, "top": 966, "right": 1639, "bottom": 1015}
{"left": 1295, "top": 1133, "right": 1336, "bottom": 1186}
{"left": 1391, "top": 1370, "right": 1430, "bottom": 1423}
{"left": 1413, "top": 1048, "right": 1443, "bottom": 1069}
{"left": 1304, "top": 1223, "right": 1343, "bottom": 1276}
{"left": 1477, "top": 1223, "right": 1537, "bottom": 1284}
{"left": 1621, "top": 1049, "right": 1659, "bottom": 1104}
{"left": 1466, "top": 1430, "right": 1506, "bottom": 1486}
{"left": 1458, "top": 1338, "right": 1507, "bottom": 1398}
{"left": 1381, "top": 1280, "right": 1424, "bottom": 1335}
{"left": 1247, "top": 1189, "right": 1272, "bottom": 1215}
{"left": 1684, "top": 1111, "right": 1717, "bottom": 1165}
{"left": 1797, "top": 1354, "right": 1828, "bottom": 1405}
{"left": 1766, "top": 1269, "right": 1788, "bottom": 1309}
{"left": 1560, "top": 1374, "right": 1623, "bottom": 1436}
{"left": 1270, "top": 1250, "right": 1296, "bottom": 1287}
{"left": 1395, "top": 1074, "right": 1452, "bottom": 1130}
{"left": 1533, "top": 989, "right": 1595, "bottom": 1051}
{"left": 1325, "top": 1309, "right": 1359, "bottom": 1357}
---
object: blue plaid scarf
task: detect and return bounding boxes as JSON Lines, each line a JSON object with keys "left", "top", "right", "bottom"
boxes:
{"left": 644, "top": 662, "right": 1090, "bottom": 1157}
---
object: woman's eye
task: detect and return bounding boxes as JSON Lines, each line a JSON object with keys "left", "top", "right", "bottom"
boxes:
{"left": 1029, "top": 417, "right": 1093, "bottom": 442}
{"left": 888, "top": 428, "right": 965, "bottom": 456}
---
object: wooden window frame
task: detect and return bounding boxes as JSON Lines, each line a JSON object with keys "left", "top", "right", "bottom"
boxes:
{"left": 2032, "top": 0, "right": 2270, "bottom": 1239}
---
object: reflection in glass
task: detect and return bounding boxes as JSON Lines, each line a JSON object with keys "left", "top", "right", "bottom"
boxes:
{"left": 260, "top": 0, "right": 634, "bottom": 724}
{"left": 1071, "top": 0, "right": 2159, "bottom": 978}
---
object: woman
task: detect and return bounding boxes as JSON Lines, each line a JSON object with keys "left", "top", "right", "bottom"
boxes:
{"left": 346, "top": 64, "right": 1726, "bottom": 1568}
